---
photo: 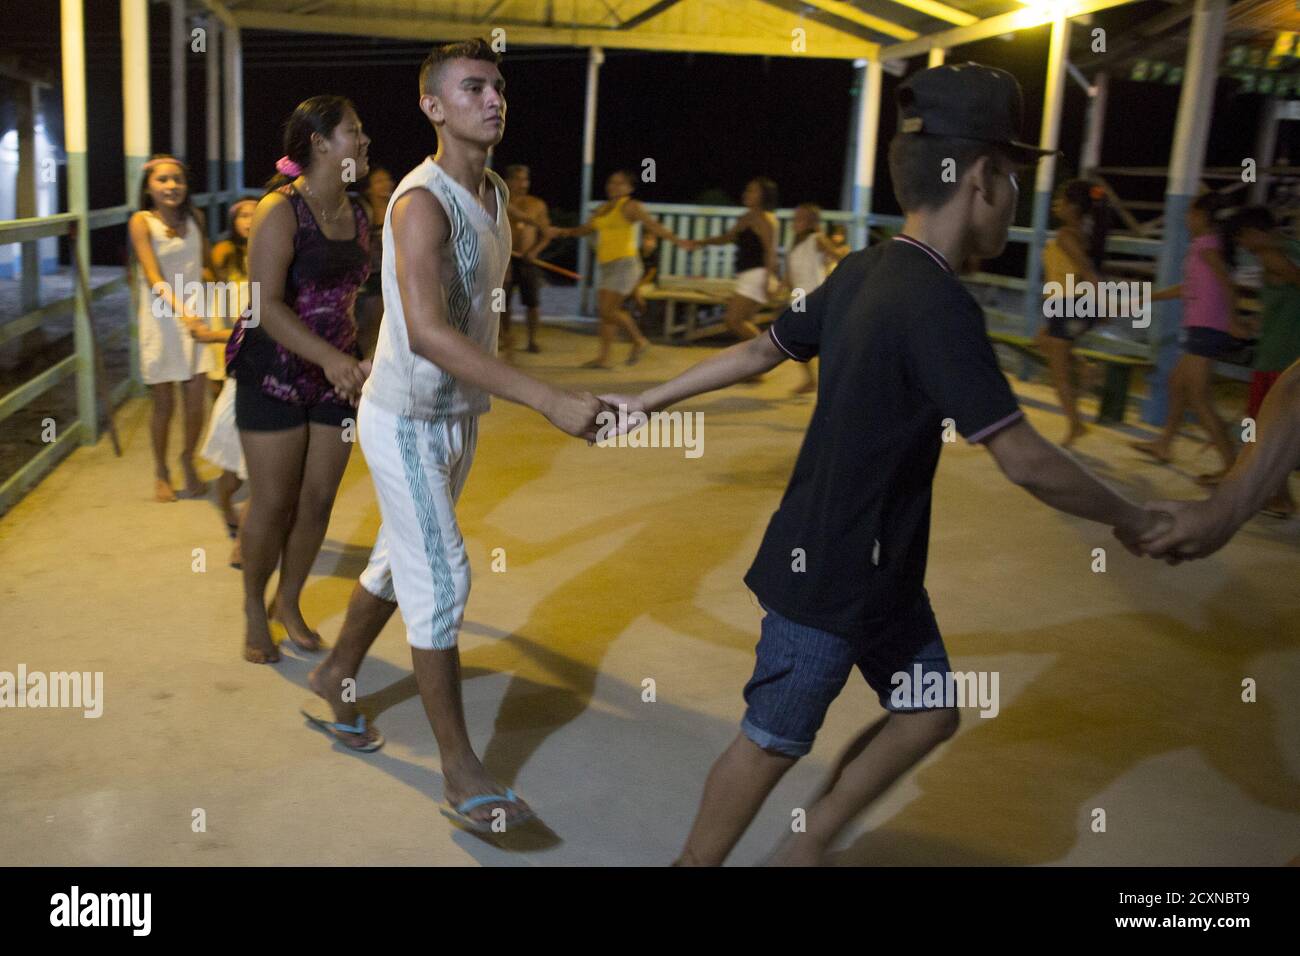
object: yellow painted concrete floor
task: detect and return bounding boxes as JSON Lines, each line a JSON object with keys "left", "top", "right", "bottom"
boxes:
{"left": 1, "top": 326, "right": 1297, "bottom": 866}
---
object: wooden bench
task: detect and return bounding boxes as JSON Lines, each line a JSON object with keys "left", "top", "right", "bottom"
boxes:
{"left": 987, "top": 330, "right": 1152, "bottom": 424}
{"left": 644, "top": 276, "right": 786, "bottom": 342}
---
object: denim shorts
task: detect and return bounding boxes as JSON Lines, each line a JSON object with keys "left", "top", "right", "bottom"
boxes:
{"left": 741, "top": 594, "right": 953, "bottom": 758}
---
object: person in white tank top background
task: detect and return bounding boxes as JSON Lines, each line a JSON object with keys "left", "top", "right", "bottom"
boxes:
{"left": 127, "top": 155, "right": 222, "bottom": 503}
{"left": 783, "top": 202, "right": 847, "bottom": 395}
{"left": 301, "top": 39, "right": 607, "bottom": 834}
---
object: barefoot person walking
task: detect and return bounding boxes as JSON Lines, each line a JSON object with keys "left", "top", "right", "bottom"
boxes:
{"left": 302, "top": 40, "right": 605, "bottom": 832}
{"left": 693, "top": 177, "right": 781, "bottom": 346}
{"left": 128, "top": 155, "right": 215, "bottom": 502}
{"left": 548, "top": 169, "right": 692, "bottom": 368}
{"left": 228, "top": 96, "right": 373, "bottom": 663}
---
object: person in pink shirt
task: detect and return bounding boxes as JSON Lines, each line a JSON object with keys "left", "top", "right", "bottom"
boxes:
{"left": 1132, "top": 194, "right": 1246, "bottom": 483}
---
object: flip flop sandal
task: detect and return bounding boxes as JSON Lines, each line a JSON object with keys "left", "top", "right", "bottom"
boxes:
{"left": 439, "top": 788, "right": 535, "bottom": 834}
{"left": 301, "top": 709, "right": 384, "bottom": 752}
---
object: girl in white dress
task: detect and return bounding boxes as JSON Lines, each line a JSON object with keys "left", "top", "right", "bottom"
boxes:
{"left": 783, "top": 203, "right": 847, "bottom": 394}
{"left": 128, "top": 155, "right": 219, "bottom": 502}
{"left": 200, "top": 200, "right": 255, "bottom": 564}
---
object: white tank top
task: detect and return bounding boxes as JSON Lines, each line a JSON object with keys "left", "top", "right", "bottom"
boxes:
{"left": 787, "top": 233, "right": 829, "bottom": 296}
{"left": 363, "top": 158, "right": 511, "bottom": 420}
{"left": 135, "top": 212, "right": 203, "bottom": 320}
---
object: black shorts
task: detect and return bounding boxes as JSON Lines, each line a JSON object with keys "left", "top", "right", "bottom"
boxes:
{"left": 234, "top": 375, "right": 354, "bottom": 431}
{"left": 505, "top": 260, "right": 541, "bottom": 310}
{"left": 1181, "top": 325, "right": 1250, "bottom": 361}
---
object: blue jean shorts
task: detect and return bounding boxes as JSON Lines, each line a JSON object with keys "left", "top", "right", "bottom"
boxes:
{"left": 741, "top": 594, "right": 953, "bottom": 758}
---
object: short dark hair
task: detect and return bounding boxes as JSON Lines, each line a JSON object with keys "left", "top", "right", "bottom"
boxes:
{"left": 504, "top": 164, "right": 529, "bottom": 179}
{"left": 888, "top": 133, "right": 1008, "bottom": 213}
{"left": 419, "top": 37, "right": 501, "bottom": 95}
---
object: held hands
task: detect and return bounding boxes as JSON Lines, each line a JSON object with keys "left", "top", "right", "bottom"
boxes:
{"left": 542, "top": 388, "right": 607, "bottom": 442}
{"left": 676, "top": 238, "right": 700, "bottom": 252}
{"left": 1113, "top": 498, "right": 1237, "bottom": 565}
{"left": 1135, "top": 499, "right": 1237, "bottom": 563}
{"left": 596, "top": 393, "right": 651, "bottom": 439}
{"left": 1113, "top": 508, "right": 1173, "bottom": 559}
{"left": 324, "top": 353, "right": 370, "bottom": 405}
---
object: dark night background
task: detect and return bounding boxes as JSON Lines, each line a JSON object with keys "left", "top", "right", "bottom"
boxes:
{"left": 3, "top": 0, "right": 1295, "bottom": 273}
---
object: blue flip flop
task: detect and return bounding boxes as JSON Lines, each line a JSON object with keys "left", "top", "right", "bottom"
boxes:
{"left": 439, "top": 789, "right": 535, "bottom": 834}
{"left": 300, "top": 708, "right": 384, "bottom": 752}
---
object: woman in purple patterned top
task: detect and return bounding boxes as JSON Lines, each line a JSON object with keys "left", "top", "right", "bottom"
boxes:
{"left": 231, "top": 96, "right": 372, "bottom": 665}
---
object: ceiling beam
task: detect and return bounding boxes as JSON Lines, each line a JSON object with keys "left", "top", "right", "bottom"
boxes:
{"left": 794, "top": 0, "right": 919, "bottom": 41}
{"left": 620, "top": 0, "right": 687, "bottom": 30}
{"left": 231, "top": 9, "right": 881, "bottom": 59}
{"left": 878, "top": 0, "right": 977, "bottom": 27}
{"left": 882, "top": 0, "right": 1143, "bottom": 60}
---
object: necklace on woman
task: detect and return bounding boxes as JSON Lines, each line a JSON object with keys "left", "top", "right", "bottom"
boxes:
{"left": 299, "top": 177, "right": 346, "bottom": 225}
{"left": 150, "top": 208, "right": 184, "bottom": 239}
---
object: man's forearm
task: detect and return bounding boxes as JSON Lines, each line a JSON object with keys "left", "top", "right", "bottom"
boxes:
{"left": 1018, "top": 442, "right": 1145, "bottom": 529}
{"left": 641, "top": 335, "right": 783, "bottom": 411}
{"left": 411, "top": 323, "right": 552, "bottom": 412}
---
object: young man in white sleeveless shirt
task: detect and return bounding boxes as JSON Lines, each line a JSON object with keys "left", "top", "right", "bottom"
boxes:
{"left": 305, "top": 39, "right": 605, "bottom": 832}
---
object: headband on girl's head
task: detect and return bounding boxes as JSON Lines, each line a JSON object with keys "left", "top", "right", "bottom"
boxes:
{"left": 228, "top": 198, "right": 257, "bottom": 218}
{"left": 142, "top": 155, "right": 183, "bottom": 173}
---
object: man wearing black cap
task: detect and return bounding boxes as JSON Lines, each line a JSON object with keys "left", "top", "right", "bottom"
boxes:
{"left": 600, "top": 63, "right": 1170, "bottom": 866}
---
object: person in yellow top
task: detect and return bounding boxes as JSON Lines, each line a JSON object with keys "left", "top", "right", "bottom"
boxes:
{"left": 549, "top": 169, "right": 693, "bottom": 368}
{"left": 1035, "top": 179, "right": 1108, "bottom": 448}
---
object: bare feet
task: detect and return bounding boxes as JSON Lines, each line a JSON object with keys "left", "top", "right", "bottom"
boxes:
{"left": 154, "top": 477, "right": 177, "bottom": 503}
{"left": 1130, "top": 439, "right": 1171, "bottom": 463}
{"left": 179, "top": 457, "right": 207, "bottom": 498}
{"left": 268, "top": 595, "right": 324, "bottom": 652}
{"left": 792, "top": 379, "right": 817, "bottom": 396}
{"left": 581, "top": 358, "right": 613, "bottom": 370}
{"left": 243, "top": 601, "right": 281, "bottom": 664}
{"left": 1195, "top": 469, "right": 1228, "bottom": 488}
{"left": 443, "top": 757, "right": 534, "bottom": 830}
{"left": 626, "top": 338, "right": 650, "bottom": 366}
{"left": 306, "top": 660, "right": 381, "bottom": 750}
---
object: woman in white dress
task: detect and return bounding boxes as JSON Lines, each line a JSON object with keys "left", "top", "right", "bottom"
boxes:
{"left": 127, "top": 155, "right": 219, "bottom": 501}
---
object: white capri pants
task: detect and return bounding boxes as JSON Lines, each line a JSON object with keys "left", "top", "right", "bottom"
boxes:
{"left": 357, "top": 396, "right": 478, "bottom": 650}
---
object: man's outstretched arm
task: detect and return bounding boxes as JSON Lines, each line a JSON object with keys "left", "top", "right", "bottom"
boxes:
{"left": 984, "top": 419, "right": 1166, "bottom": 548}
{"left": 601, "top": 333, "right": 787, "bottom": 416}
{"left": 394, "top": 189, "right": 603, "bottom": 438}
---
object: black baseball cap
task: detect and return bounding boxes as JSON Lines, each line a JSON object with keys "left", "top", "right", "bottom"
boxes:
{"left": 896, "top": 62, "right": 1060, "bottom": 164}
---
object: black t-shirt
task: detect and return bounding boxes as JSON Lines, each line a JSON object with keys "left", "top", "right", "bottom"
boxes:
{"left": 743, "top": 235, "right": 1023, "bottom": 637}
